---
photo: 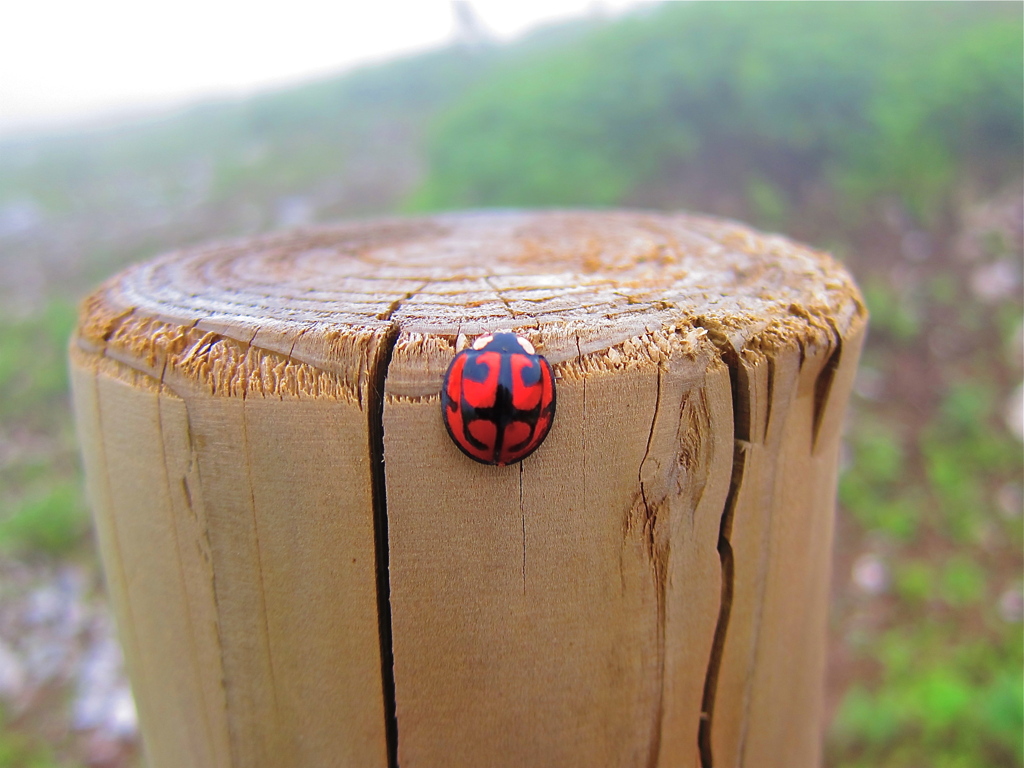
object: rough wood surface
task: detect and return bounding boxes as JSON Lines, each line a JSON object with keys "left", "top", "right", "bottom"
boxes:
{"left": 70, "top": 210, "right": 865, "bottom": 768}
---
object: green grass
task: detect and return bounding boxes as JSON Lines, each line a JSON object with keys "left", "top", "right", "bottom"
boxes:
{"left": 413, "top": 2, "right": 1022, "bottom": 224}
{"left": 0, "top": 300, "right": 88, "bottom": 558}
{"left": 862, "top": 279, "right": 922, "bottom": 345}
{"left": 0, "top": 481, "right": 88, "bottom": 557}
{"left": 831, "top": 631, "right": 1023, "bottom": 767}
{"left": 833, "top": 331, "right": 1023, "bottom": 767}
{"left": 0, "top": 302, "right": 77, "bottom": 424}
{"left": 0, "top": 711, "right": 67, "bottom": 768}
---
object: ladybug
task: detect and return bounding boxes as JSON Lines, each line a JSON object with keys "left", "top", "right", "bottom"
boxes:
{"left": 442, "top": 332, "right": 556, "bottom": 466}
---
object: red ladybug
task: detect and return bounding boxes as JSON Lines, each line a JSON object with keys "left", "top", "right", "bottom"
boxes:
{"left": 442, "top": 332, "right": 556, "bottom": 466}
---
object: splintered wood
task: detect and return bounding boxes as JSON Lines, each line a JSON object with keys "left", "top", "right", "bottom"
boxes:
{"left": 70, "top": 211, "right": 865, "bottom": 768}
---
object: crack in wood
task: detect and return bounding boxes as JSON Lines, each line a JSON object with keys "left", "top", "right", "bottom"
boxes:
{"left": 155, "top": 387, "right": 220, "bottom": 761}
{"left": 812, "top": 320, "right": 843, "bottom": 450}
{"left": 698, "top": 440, "right": 745, "bottom": 768}
{"left": 695, "top": 322, "right": 748, "bottom": 768}
{"left": 485, "top": 275, "right": 518, "bottom": 320}
{"left": 366, "top": 285, "right": 425, "bottom": 768}
{"left": 239, "top": 398, "right": 283, "bottom": 735}
{"left": 368, "top": 319, "right": 401, "bottom": 768}
{"left": 637, "top": 367, "right": 666, "bottom": 768}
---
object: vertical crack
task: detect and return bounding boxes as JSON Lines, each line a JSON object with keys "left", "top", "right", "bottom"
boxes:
{"left": 485, "top": 276, "right": 517, "bottom": 319}
{"left": 366, "top": 286, "right": 424, "bottom": 767}
{"left": 694, "top": 323, "right": 751, "bottom": 768}
{"left": 698, "top": 441, "right": 746, "bottom": 768}
{"left": 368, "top": 321, "right": 401, "bottom": 768}
{"left": 238, "top": 328, "right": 283, "bottom": 737}
{"left": 812, "top": 320, "right": 843, "bottom": 450}
{"left": 156, "top": 390, "right": 219, "bottom": 762}
{"left": 637, "top": 367, "right": 666, "bottom": 768}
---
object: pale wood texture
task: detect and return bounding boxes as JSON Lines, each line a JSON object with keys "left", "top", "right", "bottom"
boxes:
{"left": 70, "top": 211, "right": 865, "bottom": 768}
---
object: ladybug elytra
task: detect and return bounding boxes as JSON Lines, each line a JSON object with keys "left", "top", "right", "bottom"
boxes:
{"left": 442, "top": 332, "right": 556, "bottom": 466}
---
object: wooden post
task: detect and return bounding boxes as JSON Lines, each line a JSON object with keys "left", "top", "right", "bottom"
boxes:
{"left": 70, "top": 211, "right": 865, "bottom": 768}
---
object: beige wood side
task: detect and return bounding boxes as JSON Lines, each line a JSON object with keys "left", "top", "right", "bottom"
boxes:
{"left": 382, "top": 333, "right": 733, "bottom": 768}
{"left": 739, "top": 316, "right": 868, "bottom": 768}
{"left": 70, "top": 351, "right": 389, "bottom": 768}
{"left": 706, "top": 315, "right": 867, "bottom": 768}
{"left": 703, "top": 342, "right": 804, "bottom": 768}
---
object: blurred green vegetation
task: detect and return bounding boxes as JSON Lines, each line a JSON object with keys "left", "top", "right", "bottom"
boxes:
{"left": 0, "top": 2, "right": 1020, "bottom": 767}
{"left": 0, "top": 302, "right": 76, "bottom": 426}
{"left": 0, "top": 302, "right": 86, "bottom": 558}
{"left": 836, "top": 277, "right": 1024, "bottom": 767}
{"left": 413, "top": 2, "right": 1023, "bottom": 224}
{"left": 833, "top": 631, "right": 1023, "bottom": 768}
{"left": 0, "top": 725, "right": 62, "bottom": 768}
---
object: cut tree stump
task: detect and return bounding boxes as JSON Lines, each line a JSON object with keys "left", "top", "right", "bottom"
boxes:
{"left": 69, "top": 210, "right": 866, "bottom": 768}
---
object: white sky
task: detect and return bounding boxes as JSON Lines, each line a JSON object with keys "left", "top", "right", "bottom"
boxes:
{"left": 0, "top": 0, "right": 640, "bottom": 136}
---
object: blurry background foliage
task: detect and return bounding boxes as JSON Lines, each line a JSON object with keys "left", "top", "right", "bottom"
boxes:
{"left": 0, "top": 2, "right": 1020, "bottom": 767}
{"left": 415, "top": 3, "right": 1023, "bottom": 219}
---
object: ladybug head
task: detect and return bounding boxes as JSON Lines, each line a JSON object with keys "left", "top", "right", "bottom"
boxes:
{"left": 471, "top": 332, "right": 536, "bottom": 355}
